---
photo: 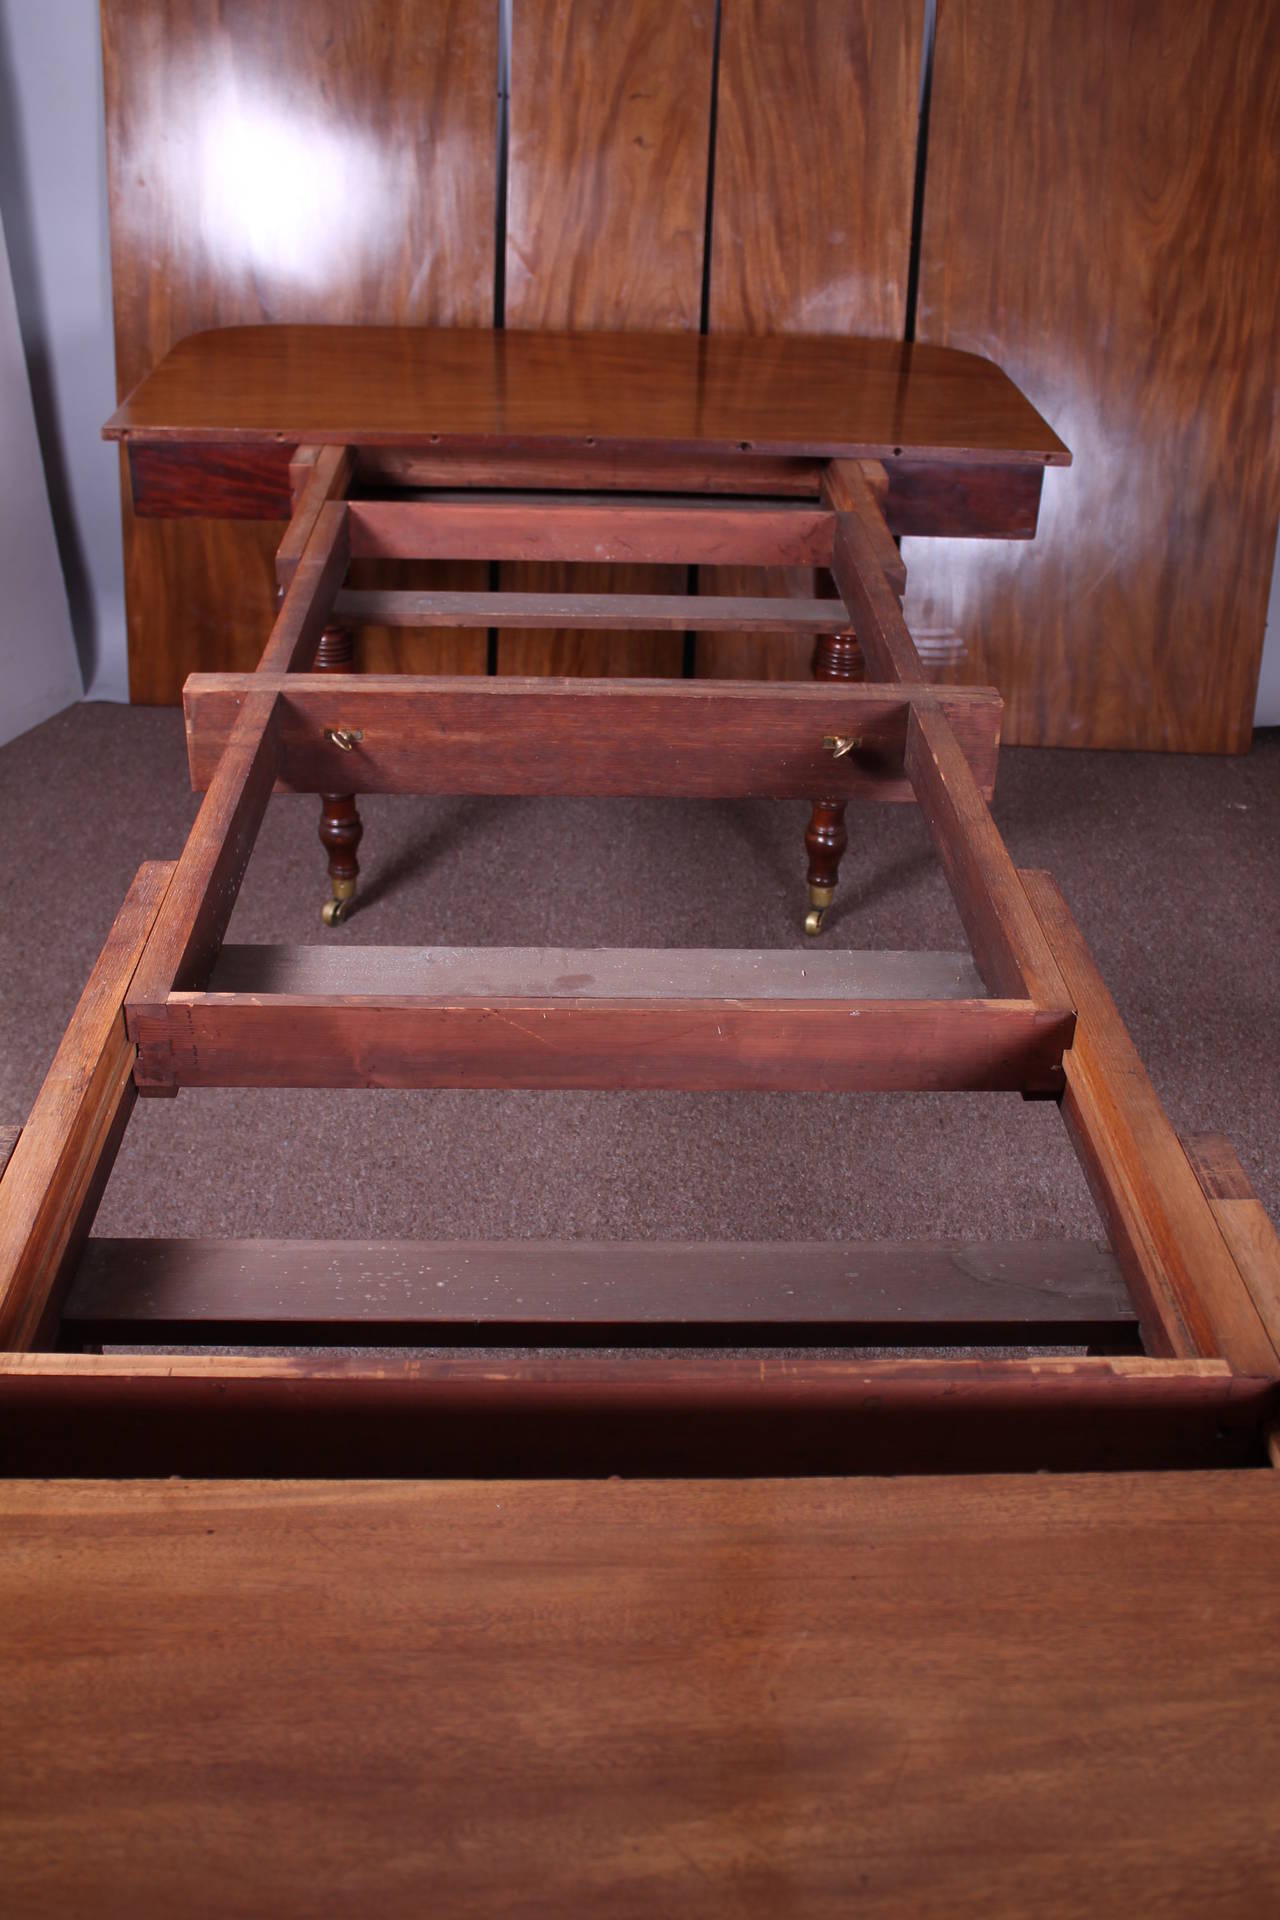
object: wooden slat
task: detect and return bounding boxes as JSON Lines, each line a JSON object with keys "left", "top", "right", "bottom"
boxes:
{"left": 207, "top": 945, "right": 984, "bottom": 1001}
{"left": 501, "top": 0, "right": 716, "bottom": 676}
{"left": 698, "top": 0, "right": 925, "bottom": 679}
{"left": 823, "top": 461, "right": 907, "bottom": 595}
{"left": 1022, "top": 871, "right": 1280, "bottom": 1376}
{"left": 0, "top": 1129, "right": 19, "bottom": 1181}
{"left": 130, "top": 994, "right": 1072, "bottom": 1095}
{"left": 126, "top": 696, "right": 279, "bottom": 1048}
{"left": 0, "top": 1353, "right": 1261, "bottom": 1476}
{"left": 908, "top": 0, "right": 1280, "bottom": 751}
{"left": 183, "top": 675, "right": 1005, "bottom": 802}
{"left": 1183, "top": 1133, "right": 1280, "bottom": 1363}
{"left": 0, "top": 864, "right": 175, "bottom": 1351}
{"left": 335, "top": 591, "right": 849, "bottom": 632}
{"left": 830, "top": 500, "right": 928, "bottom": 683}
{"left": 906, "top": 707, "right": 1072, "bottom": 1011}
{"left": 356, "top": 446, "right": 825, "bottom": 498}
{"left": 347, "top": 497, "right": 835, "bottom": 566}
{"left": 256, "top": 501, "right": 350, "bottom": 672}
{"left": 102, "top": 0, "right": 498, "bottom": 700}
{"left": 5, "top": 1473, "right": 1280, "bottom": 1908}
{"left": 275, "top": 446, "right": 353, "bottom": 589}
{"left": 63, "top": 1236, "right": 1138, "bottom": 1347}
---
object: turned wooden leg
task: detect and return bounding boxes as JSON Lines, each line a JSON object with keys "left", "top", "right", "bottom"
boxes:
{"left": 315, "top": 626, "right": 363, "bottom": 926}
{"left": 804, "top": 630, "right": 864, "bottom": 935}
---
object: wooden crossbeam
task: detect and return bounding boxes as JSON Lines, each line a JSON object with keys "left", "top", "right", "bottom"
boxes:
{"left": 275, "top": 446, "right": 354, "bottom": 589}
{"left": 258, "top": 501, "right": 350, "bottom": 672}
{"left": 183, "top": 675, "right": 1004, "bottom": 801}
{"left": 62, "top": 1236, "right": 1138, "bottom": 1349}
{"left": 126, "top": 696, "right": 279, "bottom": 1073}
{"left": 129, "top": 990, "right": 1071, "bottom": 1095}
{"left": 0, "top": 863, "right": 175, "bottom": 1351}
{"left": 0, "top": 1352, "right": 1262, "bottom": 1477}
{"left": 822, "top": 460, "right": 907, "bottom": 594}
{"left": 1023, "top": 871, "right": 1280, "bottom": 1376}
{"left": 347, "top": 496, "right": 835, "bottom": 567}
{"left": 331, "top": 589, "right": 849, "bottom": 631}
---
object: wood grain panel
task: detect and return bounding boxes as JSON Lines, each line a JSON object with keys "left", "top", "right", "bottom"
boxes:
{"left": 102, "top": 0, "right": 497, "bottom": 700}
{"left": 905, "top": 0, "right": 1280, "bottom": 750}
{"left": 4, "top": 1474, "right": 1280, "bottom": 1913}
{"left": 500, "top": 0, "right": 716, "bottom": 676}
{"left": 699, "top": 0, "right": 925, "bottom": 679}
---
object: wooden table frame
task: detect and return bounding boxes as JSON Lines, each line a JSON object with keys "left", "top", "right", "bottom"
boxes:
{"left": 2, "top": 338, "right": 1278, "bottom": 1479}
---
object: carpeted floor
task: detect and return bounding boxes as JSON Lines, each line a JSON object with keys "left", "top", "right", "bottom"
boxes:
{"left": 1, "top": 701, "right": 1276, "bottom": 1245}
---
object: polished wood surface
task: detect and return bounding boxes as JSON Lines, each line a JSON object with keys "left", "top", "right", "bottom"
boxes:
{"left": 501, "top": 0, "right": 713, "bottom": 676}
{"left": 907, "top": 0, "right": 1280, "bottom": 750}
{"left": 102, "top": 0, "right": 497, "bottom": 699}
{"left": 64, "top": 1235, "right": 1135, "bottom": 1348}
{"left": 699, "top": 0, "right": 924, "bottom": 679}
{"left": 4, "top": 1472, "right": 1280, "bottom": 1914}
{"left": 106, "top": 327, "right": 1070, "bottom": 463}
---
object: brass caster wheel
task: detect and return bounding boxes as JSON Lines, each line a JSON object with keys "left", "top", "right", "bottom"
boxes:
{"left": 321, "top": 895, "right": 350, "bottom": 927}
{"left": 804, "top": 906, "right": 826, "bottom": 937}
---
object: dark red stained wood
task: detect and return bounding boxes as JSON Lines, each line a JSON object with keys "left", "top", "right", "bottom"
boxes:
{"left": 126, "top": 439, "right": 1050, "bottom": 537}
{"left": 62, "top": 1236, "right": 1139, "bottom": 1350}
{"left": 883, "top": 459, "right": 1044, "bottom": 539}
{"left": 128, "top": 995, "right": 1073, "bottom": 1095}
{"left": 105, "top": 328, "right": 1071, "bottom": 465}
{"left": 0, "top": 1354, "right": 1262, "bottom": 1477}
{"left": 128, "top": 441, "right": 296, "bottom": 517}
{"left": 346, "top": 498, "right": 836, "bottom": 566}
{"left": 182, "top": 675, "right": 1005, "bottom": 801}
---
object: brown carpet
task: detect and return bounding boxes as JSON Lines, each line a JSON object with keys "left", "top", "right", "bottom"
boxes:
{"left": 2, "top": 703, "right": 1276, "bottom": 1245}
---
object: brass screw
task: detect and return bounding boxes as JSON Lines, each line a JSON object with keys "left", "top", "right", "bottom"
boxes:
{"left": 822, "top": 734, "right": 861, "bottom": 759}
{"left": 323, "top": 727, "right": 364, "bottom": 752}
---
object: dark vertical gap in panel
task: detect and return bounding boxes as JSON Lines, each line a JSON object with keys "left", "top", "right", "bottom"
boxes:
{"left": 904, "top": 0, "right": 938, "bottom": 344}
{"left": 489, "top": 0, "right": 512, "bottom": 675}
{"left": 494, "top": 0, "right": 511, "bottom": 330}
{"left": 687, "top": 0, "right": 724, "bottom": 676}
{"left": 698, "top": 0, "right": 724, "bottom": 336}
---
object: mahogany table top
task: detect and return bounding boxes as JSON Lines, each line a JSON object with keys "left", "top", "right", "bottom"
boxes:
{"left": 104, "top": 325, "right": 1071, "bottom": 466}
{"left": 2, "top": 1471, "right": 1275, "bottom": 1914}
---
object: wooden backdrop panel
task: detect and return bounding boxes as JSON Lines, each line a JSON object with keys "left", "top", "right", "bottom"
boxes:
{"left": 498, "top": 0, "right": 716, "bottom": 678}
{"left": 904, "top": 0, "right": 1280, "bottom": 751}
{"left": 103, "top": 0, "right": 498, "bottom": 701}
{"left": 696, "top": 0, "right": 925, "bottom": 682}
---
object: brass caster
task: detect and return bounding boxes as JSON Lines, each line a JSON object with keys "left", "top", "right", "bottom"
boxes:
{"left": 804, "top": 884, "right": 834, "bottom": 937}
{"left": 321, "top": 895, "right": 350, "bottom": 927}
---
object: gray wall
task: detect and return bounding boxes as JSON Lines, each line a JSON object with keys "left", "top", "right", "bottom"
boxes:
{"left": 0, "top": 0, "right": 125, "bottom": 701}
{"left": 0, "top": 199, "right": 81, "bottom": 741}
{"left": 0, "top": 0, "right": 1277, "bottom": 724}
